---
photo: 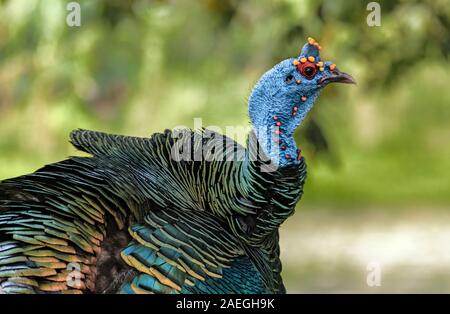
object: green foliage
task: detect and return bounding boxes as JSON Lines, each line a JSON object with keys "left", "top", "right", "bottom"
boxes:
{"left": 0, "top": 0, "right": 449, "bottom": 208}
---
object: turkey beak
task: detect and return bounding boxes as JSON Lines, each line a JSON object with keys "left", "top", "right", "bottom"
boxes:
{"left": 318, "top": 70, "right": 356, "bottom": 87}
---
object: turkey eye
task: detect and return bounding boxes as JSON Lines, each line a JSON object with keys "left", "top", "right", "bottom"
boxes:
{"left": 285, "top": 74, "right": 294, "bottom": 83}
{"left": 303, "top": 66, "right": 316, "bottom": 79}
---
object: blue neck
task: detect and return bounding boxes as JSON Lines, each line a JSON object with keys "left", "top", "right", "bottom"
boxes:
{"left": 248, "top": 89, "right": 319, "bottom": 169}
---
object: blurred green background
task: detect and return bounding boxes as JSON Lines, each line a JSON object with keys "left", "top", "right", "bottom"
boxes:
{"left": 0, "top": 0, "right": 449, "bottom": 292}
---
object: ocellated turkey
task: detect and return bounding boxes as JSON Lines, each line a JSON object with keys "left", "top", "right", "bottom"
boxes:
{"left": 0, "top": 38, "right": 354, "bottom": 294}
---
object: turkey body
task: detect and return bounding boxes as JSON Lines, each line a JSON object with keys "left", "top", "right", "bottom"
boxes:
{"left": 0, "top": 128, "right": 306, "bottom": 294}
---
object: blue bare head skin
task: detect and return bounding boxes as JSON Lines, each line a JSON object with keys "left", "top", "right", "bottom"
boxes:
{"left": 248, "top": 37, "right": 355, "bottom": 168}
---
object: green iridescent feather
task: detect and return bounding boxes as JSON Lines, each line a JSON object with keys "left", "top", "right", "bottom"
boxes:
{"left": 0, "top": 128, "right": 306, "bottom": 294}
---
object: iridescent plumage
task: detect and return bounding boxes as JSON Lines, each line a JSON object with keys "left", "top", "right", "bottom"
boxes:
{"left": 0, "top": 38, "right": 353, "bottom": 294}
